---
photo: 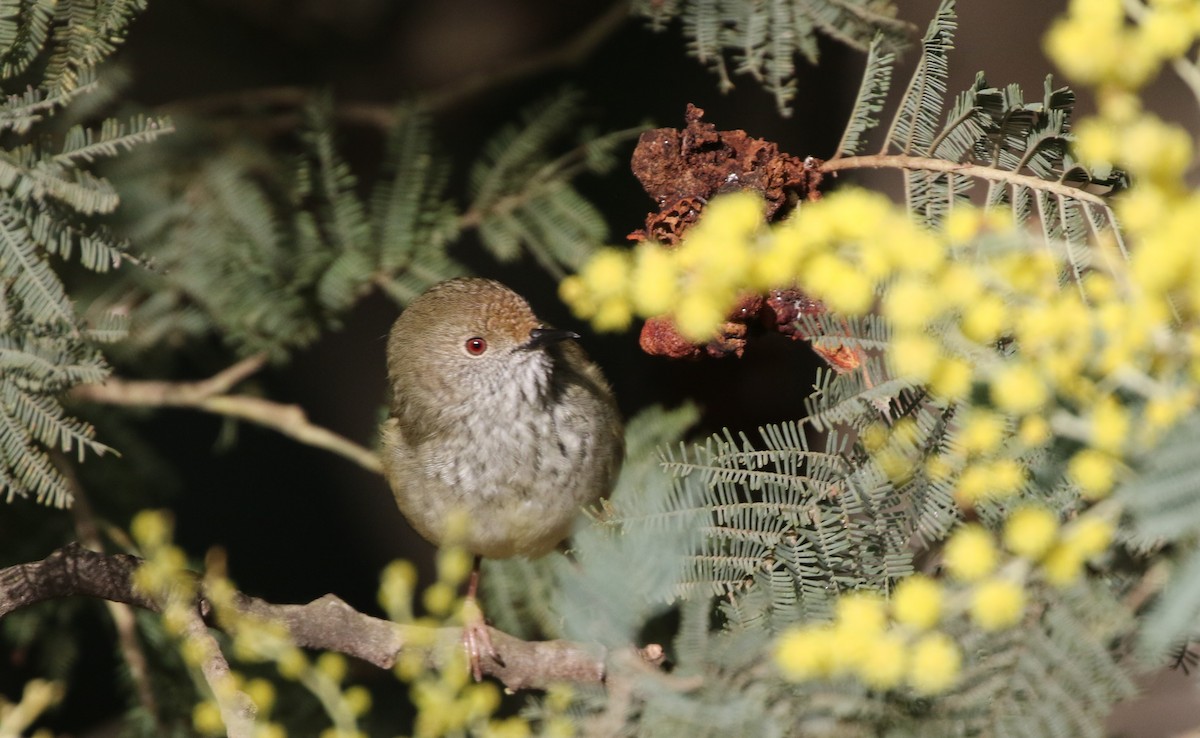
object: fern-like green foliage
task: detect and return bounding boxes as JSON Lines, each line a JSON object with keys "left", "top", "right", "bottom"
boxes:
{"left": 906, "top": 580, "right": 1136, "bottom": 738}
{"left": 841, "top": 0, "right": 1126, "bottom": 279}
{"left": 835, "top": 34, "right": 895, "bottom": 159}
{"left": 467, "top": 90, "right": 642, "bottom": 279}
{"left": 1119, "top": 409, "right": 1200, "bottom": 658}
{"left": 95, "top": 90, "right": 636, "bottom": 358}
{"left": 96, "top": 100, "right": 461, "bottom": 360}
{"left": 634, "top": 0, "right": 910, "bottom": 116}
{"left": 0, "top": 1, "right": 167, "bottom": 507}
{"left": 658, "top": 420, "right": 913, "bottom": 626}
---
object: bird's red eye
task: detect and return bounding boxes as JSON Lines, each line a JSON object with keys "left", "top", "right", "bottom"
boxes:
{"left": 465, "top": 337, "right": 487, "bottom": 355}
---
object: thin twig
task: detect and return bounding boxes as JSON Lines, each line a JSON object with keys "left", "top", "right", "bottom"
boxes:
{"left": 819, "top": 154, "right": 1111, "bottom": 208}
{"left": 68, "top": 354, "right": 383, "bottom": 475}
{"left": 0, "top": 544, "right": 609, "bottom": 692}
{"left": 179, "top": 606, "right": 257, "bottom": 738}
{"left": 419, "top": 2, "right": 630, "bottom": 113}
{"left": 60, "top": 459, "right": 162, "bottom": 727}
{"left": 456, "top": 124, "right": 646, "bottom": 233}
{"left": 159, "top": 2, "right": 630, "bottom": 130}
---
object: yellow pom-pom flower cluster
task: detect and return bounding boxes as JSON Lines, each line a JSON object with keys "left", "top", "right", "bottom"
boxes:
{"left": 1045, "top": 0, "right": 1200, "bottom": 90}
{"left": 128, "top": 510, "right": 296, "bottom": 738}
{"left": 565, "top": 183, "right": 1195, "bottom": 522}
{"left": 375, "top": 530, "right": 526, "bottom": 738}
{"left": 773, "top": 508, "right": 1117, "bottom": 693}
{"left": 773, "top": 588, "right": 964, "bottom": 694}
{"left": 561, "top": 188, "right": 941, "bottom": 341}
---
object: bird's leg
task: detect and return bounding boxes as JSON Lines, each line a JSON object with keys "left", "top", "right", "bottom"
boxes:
{"left": 462, "top": 556, "right": 500, "bottom": 681}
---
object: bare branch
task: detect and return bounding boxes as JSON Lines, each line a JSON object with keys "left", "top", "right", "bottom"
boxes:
{"left": 63, "top": 459, "right": 161, "bottom": 724}
{"left": 159, "top": 2, "right": 630, "bottom": 129}
{"left": 68, "top": 355, "right": 383, "bottom": 475}
{"left": 0, "top": 544, "right": 606, "bottom": 692}
{"left": 419, "top": 2, "right": 630, "bottom": 114}
{"left": 180, "top": 606, "right": 257, "bottom": 738}
{"left": 818, "top": 154, "right": 1111, "bottom": 208}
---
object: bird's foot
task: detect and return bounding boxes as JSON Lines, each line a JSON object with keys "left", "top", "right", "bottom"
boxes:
{"left": 462, "top": 596, "right": 500, "bottom": 681}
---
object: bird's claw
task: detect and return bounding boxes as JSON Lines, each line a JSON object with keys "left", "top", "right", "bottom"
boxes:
{"left": 462, "top": 596, "right": 500, "bottom": 681}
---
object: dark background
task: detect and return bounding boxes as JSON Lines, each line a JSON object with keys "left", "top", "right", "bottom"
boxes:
{"left": 5, "top": 1, "right": 1200, "bottom": 734}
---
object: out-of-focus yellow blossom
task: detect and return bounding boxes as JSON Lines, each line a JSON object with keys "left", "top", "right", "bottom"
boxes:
{"left": 997, "top": 252, "right": 1057, "bottom": 299}
{"left": 483, "top": 718, "right": 533, "bottom": 738}
{"left": 860, "top": 632, "right": 908, "bottom": 690}
{"left": 193, "top": 700, "right": 225, "bottom": 736}
{"left": 939, "top": 263, "right": 983, "bottom": 307}
{"left": 830, "top": 621, "right": 878, "bottom": 674}
{"left": 925, "top": 454, "right": 955, "bottom": 482}
{"left": 1064, "top": 516, "right": 1115, "bottom": 557}
{"left": 944, "top": 524, "right": 998, "bottom": 581}
{"left": 1121, "top": 116, "right": 1193, "bottom": 184}
{"left": 892, "top": 574, "right": 943, "bottom": 630}
{"left": 943, "top": 207, "right": 984, "bottom": 244}
{"left": 1018, "top": 415, "right": 1051, "bottom": 448}
{"left": 990, "top": 362, "right": 1049, "bottom": 415}
{"left": 1004, "top": 505, "right": 1059, "bottom": 559}
{"left": 828, "top": 592, "right": 890, "bottom": 675}
{"left": 806, "top": 253, "right": 875, "bottom": 315}
{"left": 379, "top": 559, "right": 418, "bottom": 622}
{"left": 907, "top": 632, "right": 962, "bottom": 695}
{"left": 969, "top": 578, "right": 1027, "bottom": 631}
{"left": 957, "top": 409, "right": 1006, "bottom": 456}
{"left": 1073, "top": 119, "right": 1120, "bottom": 165}
{"left": 888, "top": 223, "right": 945, "bottom": 273}
{"left": 591, "top": 298, "right": 632, "bottom": 332}
{"left": 257, "top": 723, "right": 287, "bottom": 738}
{"left": 1090, "top": 396, "right": 1131, "bottom": 453}
{"left": 631, "top": 243, "right": 678, "bottom": 315}
{"left": 675, "top": 291, "right": 727, "bottom": 341}
{"left": 577, "top": 248, "right": 629, "bottom": 299}
{"left": 422, "top": 582, "right": 457, "bottom": 617}
{"left": 276, "top": 648, "right": 309, "bottom": 680}
{"left": 888, "top": 332, "right": 940, "bottom": 383}
{"left": 1068, "top": 448, "right": 1119, "bottom": 499}
{"left": 316, "top": 653, "right": 348, "bottom": 683}
{"left": 436, "top": 546, "right": 473, "bottom": 587}
{"left": 465, "top": 682, "right": 502, "bottom": 719}
{"left": 245, "top": 678, "right": 276, "bottom": 714}
{"left": 774, "top": 625, "right": 834, "bottom": 681}
{"left": 954, "top": 464, "right": 992, "bottom": 504}
{"left": 1145, "top": 390, "right": 1197, "bottom": 436}
{"left": 544, "top": 717, "right": 576, "bottom": 738}
{"left": 875, "top": 446, "right": 917, "bottom": 485}
{"left": 956, "top": 458, "right": 1024, "bottom": 504}
{"left": 131, "top": 509, "right": 173, "bottom": 549}
{"left": 960, "top": 293, "right": 1007, "bottom": 344}
{"left": 930, "top": 356, "right": 974, "bottom": 400}
{"left": 860, "top": 422, "right": 889, "bottom": 452}
{"left": 1116, "top": 185, "right": 1170, "bottom": 236}
{"left": 1042, "top": 543, "right": 1085, "bottom": 587}
{"left": 1140, "top": 6, "right": 1195, "bottom": 58}
{"left": 837, "top": 591, "right": 888, "bottom": 634}
{"left": 884, "top": 276, "right": 941, "bottom": 330}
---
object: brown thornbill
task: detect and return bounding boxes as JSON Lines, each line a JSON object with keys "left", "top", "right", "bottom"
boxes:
{"left": 380, "top": 277, "right": 624, "bottom": 678}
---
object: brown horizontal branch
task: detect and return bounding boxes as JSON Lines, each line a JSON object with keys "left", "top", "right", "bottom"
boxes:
{"left": 819, "top": 154, "right": 1111, "bottom": 208}
{"left": 68, "top": 355, "right": 383, "bottom": 475}
{"left": 0, "top": 543, "right": 606, "bottom": 692}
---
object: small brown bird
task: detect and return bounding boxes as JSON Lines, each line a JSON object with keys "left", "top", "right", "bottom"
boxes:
{"left": 380, "top": 277, "right": 623, "bottom": 676}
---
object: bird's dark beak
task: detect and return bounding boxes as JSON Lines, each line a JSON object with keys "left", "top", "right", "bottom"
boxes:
{"left": 525, "top": 327, "right": 580, "bottom": 350}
